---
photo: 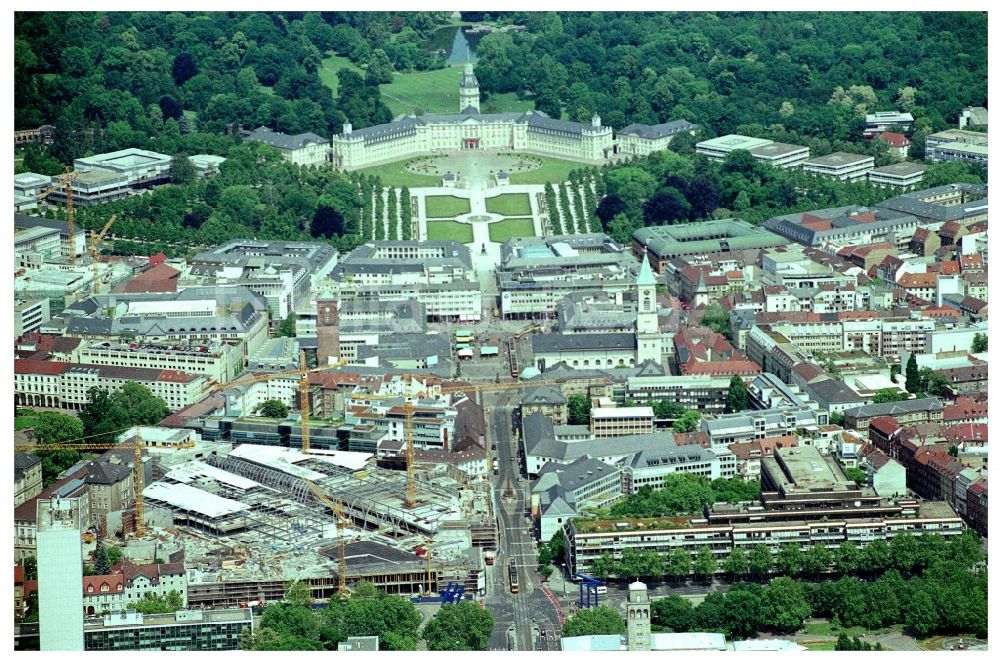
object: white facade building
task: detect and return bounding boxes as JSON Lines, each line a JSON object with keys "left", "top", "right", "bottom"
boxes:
{"left": 37, "top": 497, "right": 85, "bottom": 651}
{"left": 801, "top": 152, "right": 875, "bottom": 182}
{"left": 332, "top": 64, "right": 614, "bottom": 169}
{"left": 245, "top": 127, "right": 330, "bottom": 166}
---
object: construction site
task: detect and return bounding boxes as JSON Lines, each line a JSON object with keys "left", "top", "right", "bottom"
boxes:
{"left": 136, "top": 439, "right": 497, "bottom": 608}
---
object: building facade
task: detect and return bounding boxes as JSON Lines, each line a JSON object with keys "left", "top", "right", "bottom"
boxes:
{"left": 331, "top": 64, "right": 614, "bottom": 169}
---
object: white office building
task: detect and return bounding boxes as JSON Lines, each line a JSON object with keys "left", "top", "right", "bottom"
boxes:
{"left": 37, "top": 497, "right": 85, "bottom": 651}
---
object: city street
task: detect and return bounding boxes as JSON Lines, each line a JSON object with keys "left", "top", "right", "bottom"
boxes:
{"left": 482, "top": 389, "right": 562, "bottom": 650}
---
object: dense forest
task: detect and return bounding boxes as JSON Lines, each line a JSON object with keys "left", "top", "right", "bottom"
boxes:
{"left": 478, "top": 12, "right": 987, "bottom": 141}
{"left": 14, "top": 11, "right": 454, "bottom": 147}
{"left": 14, "top": 12, "right": 988, "bottom": 255}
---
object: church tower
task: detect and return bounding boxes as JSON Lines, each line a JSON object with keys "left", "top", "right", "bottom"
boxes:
{"left": 459, "top": 62, "right": 480, "bottom": 113}
{"left": 635, "top": 255, "right": 662, "bottom": 365}
{"left": 626, "top": 581, "right": 652, "bottom": 651}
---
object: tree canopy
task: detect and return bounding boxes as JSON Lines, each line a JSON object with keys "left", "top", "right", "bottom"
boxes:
{"left": 421, "top": 602, "right": 495, "bottom": 651}
{"left": 79, "top": 382, "right": 170, "bottom": 439}
{"left": 561, "top": 605, "right": 627, "bottom": 638}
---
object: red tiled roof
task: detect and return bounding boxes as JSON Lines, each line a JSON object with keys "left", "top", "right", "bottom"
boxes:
{"left": 940, "top": 221, "right": 963, "bottom": 236}
{"left": 14, "top": 359, "right": 68, "bottom": 375}
{"left": 83, "top": 573, "right": 126, "bottom": 596}
{"left": 133, "top": 262, "right": 180, "bottom": 282}
{"left": 800, "top": 212, "right": 831, "bottom": 229}
{"left": 942, "top": 397, "right": 988, "bottom": 421}
{"left": 850, "top": 243, "right": 894, "bottom": 257}
{"left": 849, "top": 212, "right": 877, "bottom": 224}
{"left": 681, "top": 360, "right": 761, "bottom": 377}
{"left": 869, "top": 416, "right": 901, "bottom": 437}
{"left": 880, "top": 132, "right": 911, "bottom": 148}
{"left": 897, "top": 272, "right": 936, "bottom": 288}
{"left": 922, "top": 306, "right": 961, "bottom": 318}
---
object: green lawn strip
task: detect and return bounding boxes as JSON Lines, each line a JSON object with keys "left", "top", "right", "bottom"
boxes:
{"left": 15, "top": 416, "right": 38, "bottom": 430}
{"left": 425, "top": 195, "right": 471, "bottom": 218}
{"left": 426, "top": 220, "right": 473, "bottom": 243}
{"left": 488, "top": 217, "right": 536, "bottom": 243}
{"left": 381, "top": 66, "right": 463, "bottom": 116}
{"left": 508, "top": 156, "right": 594, "bottom": 185}
{"left": 485, "top": 193, "right": 532, "bottom": 216}
{"left": 801, "top": 621, "right": 897, "bottom": 638}
{"left": 318, "top": 54, "right": 362, "bottom": 97}
{"left": 355, "top": 161, "right": 440, "bottom": 188}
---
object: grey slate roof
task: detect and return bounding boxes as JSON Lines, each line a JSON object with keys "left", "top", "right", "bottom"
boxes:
{"left": 85, "top": 460, "right": 133, "bottom": 486}
{"left": 876, "top": 183, "right": 988, "bottom": 223}
{"left": 15, "top": 453, "right": 41, "bottom": 482}
{"left": 341, "top": 109, "right": 601, "bottom": 146}
{"left": 531, "top": 332, "right": 636, "bottom": 354}
{"left": 843, "top": 397, "right": 944, "bottom": 419}
{"left": 618, "top": 120, "right": 698, "bottom": 140}
{"left": 807, "top": 378, "right": 863, "bottom": 406}
{"left": 246, "top": 126, "right": 328, "bottom": 149}
{"left": 521, "top": 386, "right": 566, "bottom": 406}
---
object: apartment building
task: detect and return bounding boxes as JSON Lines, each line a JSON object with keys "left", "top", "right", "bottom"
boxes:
{"left": 566, "top": 500, "right": 962, "bottom": 576}
{"left": 498, "top": 234, "right": 639, "bottom": 318}
{"left": 695, "top": 134, "right": 810, "bottom": 168}
{"left": 925, "top": 129, "right": 988, "bottom": 167}
{"left": 590, "top": 403, "right": 654, "bottom": 438}
{"left": 15, "top": 298, "right": 51, "bottom": 337}
{"left": 623, "top": 374, "right": 733, "bottom": 415}
{"left": 863, "top": 111, "right": 914, "bottom": 138}
{"left": 843, "top": 397, "right": 944, "bottom": 431}
{"left": 14, "top": 454, "right": 43, "bottom": 507}
{"left": 14, "top": 359, "right": 211, "bottom": 412}
{"left": 73, "top": 340, "right": 243, "bottom": 385}
{"left": 56, "top": 287, "right": 270, "bottom": 360}
{"left": 868, "top": 162, "right": 925, "bottom": 189}
{"left": 801, "top": 152, "right": 875, "bottom": 182}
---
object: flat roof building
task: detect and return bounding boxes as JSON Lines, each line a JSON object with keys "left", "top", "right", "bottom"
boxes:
{"left": 74, "top": 148, "right": 172, "bottom": 188}
{"left": 695, "top": 134, "right": 773, "bottom": 160}
{"left": 925, "top": 129, "right": 988, "bottom": 167}
{"left": 801, "top": 152, "right": 874, "bottom": 182}
{"left": 746, "top": 141, "right": 810, "bottom": 168}
{"left": 632, "top": 219, "right": 786, "bottom": 270}
{"left": 868, "top": 162, "right": 925, "bottom": 189}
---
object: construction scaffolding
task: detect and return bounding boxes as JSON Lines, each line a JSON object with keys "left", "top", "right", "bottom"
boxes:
{"left": 205, "top": 454, "right": 460, "bottom": 537}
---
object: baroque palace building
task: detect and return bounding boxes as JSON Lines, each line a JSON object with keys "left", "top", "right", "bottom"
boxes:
{"left": 331, "top": 63, "right": 616, "bottom": 169}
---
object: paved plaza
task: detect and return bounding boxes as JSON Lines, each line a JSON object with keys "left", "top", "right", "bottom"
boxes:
{"left": 411, "top": 151, "right": 550, "bottom": 274}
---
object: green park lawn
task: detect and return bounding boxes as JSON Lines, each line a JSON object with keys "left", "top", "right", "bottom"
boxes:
{"left": 15, "top": 410, "right": 39, "bottom": 430}
{"left": 426, "top": 220, "right": 473, "bottom": 243}
{"left": 319, "top": 55, "right": 535, "bottom": 118}
{"left": 425, "top": 195, "right": 471, "bottom": 218}
{"left": 507, "top": 155, "right": 594, "bottom": 185}
{"left": 485, "top": 193, "right": 532, "bottom": 216}
{"left": 355, "top": 160, "right": 440, "bottom": 188}
{"left": 317, "top": 54, "right": 362, "bottom": 97}
{"left": 488, "top": 218, "right": 536, "bottom": 243}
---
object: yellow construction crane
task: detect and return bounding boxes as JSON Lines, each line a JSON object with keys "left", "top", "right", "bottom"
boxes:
{"left": 299, "top": 350, "right": 311, "bottom": 454}
{"left": 34, "top": 167, "right": 78, "bottom": 265}
{"left": 14, "top": 433, "right": 196, "bottom": 538}
{"left": 303, "top": 479, "right": 350, "bottom": 596}
{"left": 89, "top": 213, "right": 117, "bottom": 295}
